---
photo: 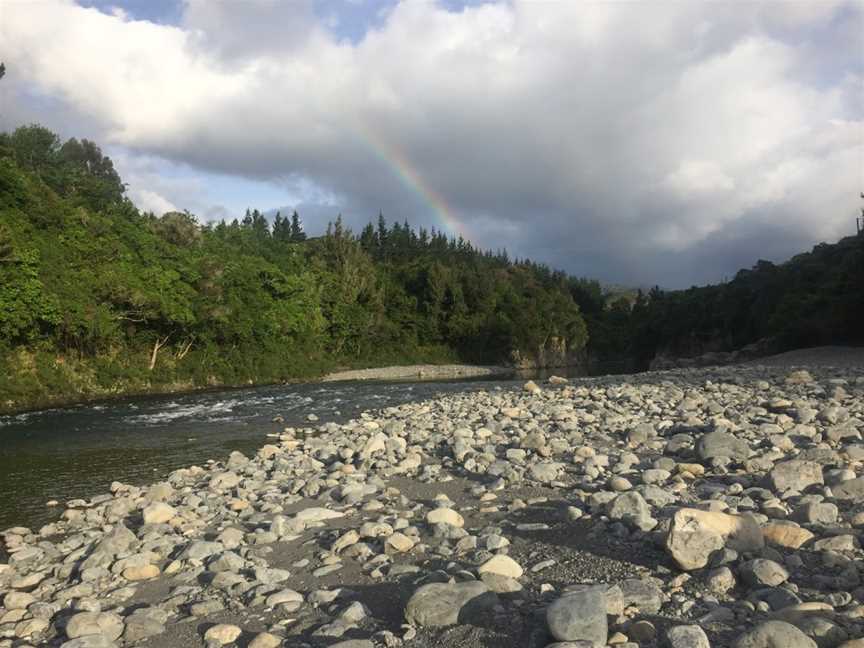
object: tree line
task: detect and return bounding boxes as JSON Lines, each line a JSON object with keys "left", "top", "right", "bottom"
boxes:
{"left": 0, "top": 125, "right": 588, "bottom": 411}
{"left": 577, "top": 239, "right": 864, "bottom": 369}
{"left": 2, "top": 123, "right": 860, "bottom": 411}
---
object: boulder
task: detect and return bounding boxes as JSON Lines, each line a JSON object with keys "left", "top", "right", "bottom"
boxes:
{"left": 733, "top": 621, "right": 817, "bottom": 648}
{"left": 405, "top": 581, "right": 497, "bottom": 627}
{"left": 739, "top": 559, "right": 789, "bottom": 587}
{"left": 477, "top": 555, "right": 523, "bottom": 579}
{"left": 546, "top": 585, "right": 607, "bottom": 645}
{"left": 832, "top": 477, "right": 864, "bottom": 501}
{"left": 762, "top": 523, "right": 814, "bottom": 549}
{"left": 697, "top": 431, "right": 750, "bottom": 462}
{"left": 65, "top": 612, "right": 124, "bottom": 641}
{"left": 667, "top": 625, "right": 711, "bottom": 648}
{"left": 769, "top": 461, "right": 823, "bottom": 493}
{"left": 426, "top": 508, "right": 464, "bottom": 527}
{"left": 666, "top": 508, "right": 764, "bottom": 571}
{"left": 204, "top": 624, "right": 242, "bottom": 645}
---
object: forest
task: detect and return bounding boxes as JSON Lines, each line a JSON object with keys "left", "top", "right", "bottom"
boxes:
{"left": 1, "top": 124, "right": 862, "bottom": 413}
{"left": 577, "top": 236, "right": 864, "bottom": 369}
{"left": 0, "top": 125, "right": 588, "bottom": 412}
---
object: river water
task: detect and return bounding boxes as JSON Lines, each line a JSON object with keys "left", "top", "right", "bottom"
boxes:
{"left": 0, "top": 377, "right": 525, "bottom": 534}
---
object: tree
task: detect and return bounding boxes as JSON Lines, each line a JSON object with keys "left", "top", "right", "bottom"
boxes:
{"left": 56, "top": 137, "right": 125, "bottom": 209}
{"left": 0, "top": 63, "right": 5, "bottom": 80}
{"left": 359, "top": 222, "right": 376, "bottom": 253}
{"left": 376, "top": 212, "right": 388, "bottom": 260}
{"left": 150, "top": 211, "right": 202, "bottom": 246}
{"left": 272, "top": 211, "right": 288, "bottom": 241}
{"left": 289, "top": 210, "right": 306, "bottom": 242}
{"left": 8, "top": 124, "right": 60, "bottom": 174}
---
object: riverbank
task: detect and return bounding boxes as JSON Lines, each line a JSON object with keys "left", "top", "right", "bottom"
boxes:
{"left": 322, "top": 364, "right": 512, "bottom": 382}
{"left": 2, "top": 363, "right": 863, "bottom": 647}
{"left": 0, "top": 356, "right": 495, "bottom": 417}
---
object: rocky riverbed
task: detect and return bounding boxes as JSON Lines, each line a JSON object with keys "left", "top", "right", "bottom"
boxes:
{"left": 2, "top": 363, "right": 864, "bottom": 648}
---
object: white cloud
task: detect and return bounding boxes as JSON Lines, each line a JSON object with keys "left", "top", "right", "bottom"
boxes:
{"left": 130, "top": 188, "right": 179, "bottom": 215}
{"left": 0, "top": 0, "right": 861, "bottom": 286}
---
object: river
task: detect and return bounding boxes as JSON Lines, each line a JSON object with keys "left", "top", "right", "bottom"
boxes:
{"left": 0, "top": 377, "right": 527, "bottom": 534}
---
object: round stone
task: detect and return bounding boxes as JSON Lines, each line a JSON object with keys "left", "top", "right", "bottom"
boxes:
{"left": 477, "top": 554, "right": 523, "bottom": 579}
{"left": 667, "top": 625, "right": 710, "bottom": 648}
{"left": 203, "top": 624, "right": 242, "bottom": 645}
{"left": 426, "top": 508, "right": 464, "bottom": 527}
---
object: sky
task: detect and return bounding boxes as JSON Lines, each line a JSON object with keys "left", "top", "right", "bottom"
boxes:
{"left": 0, "top": 0, "right": 862, "bottom": 288}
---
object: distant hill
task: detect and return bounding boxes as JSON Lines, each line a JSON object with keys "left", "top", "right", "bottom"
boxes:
{"left": 624, "top": 235, "right": 864, "bottom": 368}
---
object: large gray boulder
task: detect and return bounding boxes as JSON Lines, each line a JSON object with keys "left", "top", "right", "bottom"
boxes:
{"left": 832, "top": 477, "right": 864, "bottom": 501}
{"left": 546, "top": 585, "right": 607, "bottom": 645}
{"left": 667, "top": 625, "right": 711, "bottom": 648}
{"left": 733, "top": 621, "right": 818, "bottom": 648}
{"left": 405, "top": 581, "right": 497, "bottom": 627}
{"left": 769, "top": 460, "right": 823, "bottom": 492}
{"left": 697, "top": 431, "right": 750, "bottom": 462}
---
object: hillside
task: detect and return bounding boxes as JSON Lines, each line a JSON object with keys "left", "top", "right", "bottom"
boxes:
{"left": 0, "top": 126, "right": 588, "bottom": 413}
{"left": 616, "top": 235, "right": 864, "bottom": 369}
{"left": 1, "top": 124, "right": 860, "bottom": 412}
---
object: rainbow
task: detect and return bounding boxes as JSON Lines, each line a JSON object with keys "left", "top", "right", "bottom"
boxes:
{"left": 354, "top": 124, "right": 469, "bottom": 240}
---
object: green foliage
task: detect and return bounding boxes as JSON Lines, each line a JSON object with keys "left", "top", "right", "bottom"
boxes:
{"left": 0, "top": 125, "right": 589, "bottom": 412}
{"left": 0, "top": 248, "right": 60, "bottom": 343}
{"left": 589, "top": 238, "right": 864, "bottom": 369}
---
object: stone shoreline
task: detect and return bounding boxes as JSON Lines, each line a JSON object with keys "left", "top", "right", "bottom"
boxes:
{"left": 321, "top": 364, "right": 512, "bottom": 382}
{"left": 2, "top": 363, "right": 864, "bottom": 648}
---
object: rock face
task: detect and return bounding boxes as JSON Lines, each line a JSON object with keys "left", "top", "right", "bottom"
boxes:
{"left": 509, "top": 335, "right": 585, "bottom": 369}
{"left": 666, "top": 508, "right": 764, "bottom": 570}
{"left": 546, "top": 586, "right": 608, "bottom": 644}
{"left": 404, "top": 582, "right": 498, "bottom": 627}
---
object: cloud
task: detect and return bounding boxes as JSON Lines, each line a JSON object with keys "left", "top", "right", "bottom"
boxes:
{"left": 0, "top": 0, "right": 861, "bottom": 287}
{"left": 130, "top": 188, "right": 179, "bottom": 215}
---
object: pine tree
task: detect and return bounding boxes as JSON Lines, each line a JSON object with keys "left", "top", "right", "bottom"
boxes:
{"left": 376, "top": 212, "right": 388, "bottom": 260}
{"left": 251, "top": 209, "right": 269, "bottom": 239}
{"left": 289, "top": 211, "right": 306, "bottom": 242}
{"left": 272, "top": 211, "right": 290, "bottom": 241}
{"left": 359, "top": 223, "right": 376, "bottom": 253}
